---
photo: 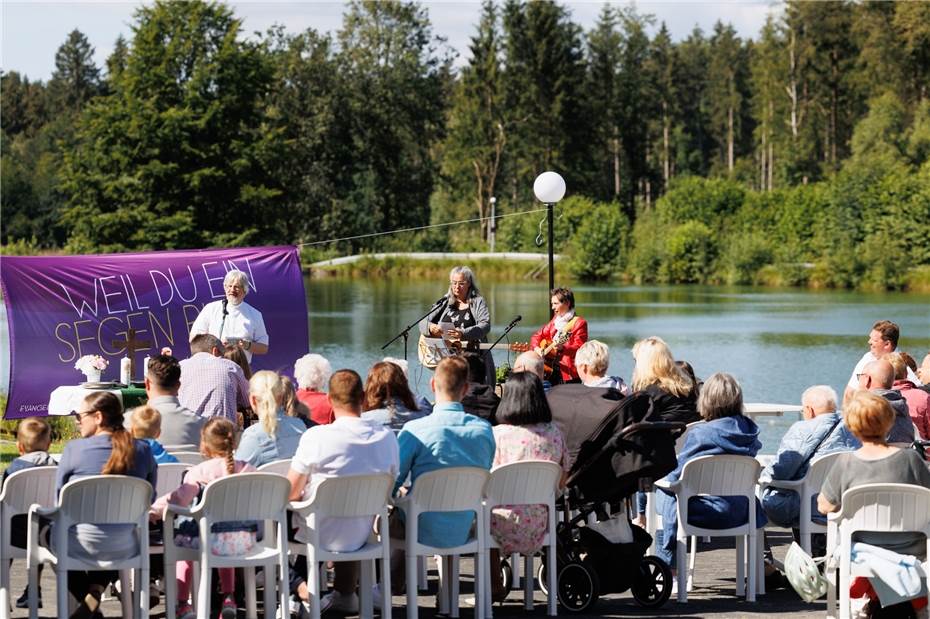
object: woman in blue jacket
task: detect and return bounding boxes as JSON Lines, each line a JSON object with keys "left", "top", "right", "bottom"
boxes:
{"left": 655, "top": 372, "right": 767, "bottom": 569}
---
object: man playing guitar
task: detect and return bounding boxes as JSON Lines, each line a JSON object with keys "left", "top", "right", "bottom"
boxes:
{"left": 530, "top": 287, "right": 588, "bottom": 383}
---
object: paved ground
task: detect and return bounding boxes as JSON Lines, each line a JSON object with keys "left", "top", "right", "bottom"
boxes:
{"left": 6, "top": 529, "right": 825, "bottom": 618}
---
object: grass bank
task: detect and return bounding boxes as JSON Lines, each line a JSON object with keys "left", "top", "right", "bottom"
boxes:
{"left": 307, "top": 255, "right": 553, "bottom": 281}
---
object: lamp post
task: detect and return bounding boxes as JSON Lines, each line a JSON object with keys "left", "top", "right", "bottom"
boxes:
{"left": 533, "top": 171, "right": 566, "bottom": 314}
{"left": 489, "top": 196, "right": 496, "bottom": 252}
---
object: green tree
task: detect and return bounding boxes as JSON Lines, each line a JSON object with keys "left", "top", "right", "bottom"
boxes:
{"left": 106, "top": 35, "right": 129, "bottom": 87}
{"left": 707, "top": 22, "right": 746, "bottom": 175}
{"left": 750, "top": 16, "right": 786, "bottom": 190}
{"left": 332, "top": 0, "right": 451, "bottom": 249}
{"left": 48, "top": 29, "right": 102, "bottom": 112}
{"left": 0, "top": 71, "right": 48, "bottom": 137}
{"left": 441, "top": 0, "right": 505, "bottom": 241}
{"left": 60, "top": 0, "right": 284, "bottom": 251}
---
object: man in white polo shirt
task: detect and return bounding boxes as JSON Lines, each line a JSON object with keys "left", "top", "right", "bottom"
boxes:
{"left": 286, "top": 369, "right": 399, "bottom": 615}
{"left": 845, "top": 320, "right": 921, "bottom": 399}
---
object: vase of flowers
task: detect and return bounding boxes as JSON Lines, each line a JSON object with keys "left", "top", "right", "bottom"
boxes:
{"left": 75, "top": 355, "right": 108, "bottom": 383}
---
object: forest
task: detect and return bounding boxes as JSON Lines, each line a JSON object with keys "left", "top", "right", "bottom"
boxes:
{"left": 2, "top": 0, "right": 929, "bottom": 290}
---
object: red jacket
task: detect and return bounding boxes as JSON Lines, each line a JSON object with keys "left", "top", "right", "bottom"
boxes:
{"left": 530, "top": 315, "right": 588, "bottom": 382}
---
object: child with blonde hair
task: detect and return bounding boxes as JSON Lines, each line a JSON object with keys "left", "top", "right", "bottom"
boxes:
{"left": 3, "top": 417, "right": 56, "bottom": 609}
{"left": 151, "top": 417, "right": 257, "bottom": 619}
{"left": 129, "top": 405, "right": 178, "bottom": 464}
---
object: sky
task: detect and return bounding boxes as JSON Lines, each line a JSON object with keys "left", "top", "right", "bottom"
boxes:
{"left": 1, "top": 1, "right": 781, "bottom": 82}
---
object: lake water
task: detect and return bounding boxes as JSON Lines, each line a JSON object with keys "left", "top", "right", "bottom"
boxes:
{"left": 3, "top": 277, "right": 929, "bottom": 452}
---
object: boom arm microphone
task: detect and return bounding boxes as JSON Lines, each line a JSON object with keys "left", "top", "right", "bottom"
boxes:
{"left": 507, "top": 315, "right": 522, "bottom": 329}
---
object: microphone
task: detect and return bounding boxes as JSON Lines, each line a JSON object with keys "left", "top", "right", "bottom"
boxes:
{"left": 507, "top": 315, "right": 522, "bottom": 329}
{"left": 432, "top": 295, "right": 448, "bottom": 307}
{"left": 222, "top": 299, "right": 229, "bottom": 316}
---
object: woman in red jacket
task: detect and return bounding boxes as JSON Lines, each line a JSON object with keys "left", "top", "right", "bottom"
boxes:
{"left": 530, "top": 287, "right": 588, "bottom": 383}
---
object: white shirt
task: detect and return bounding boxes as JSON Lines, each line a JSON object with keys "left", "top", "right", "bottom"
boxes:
{"left": 189, "top": 299, "right": 268, "bottom": 362}
{"left": 290, "top": 416, "right": 399, "bottom": 551}
{"left": 848, "top": 351, "right": 922, "bottom": 390}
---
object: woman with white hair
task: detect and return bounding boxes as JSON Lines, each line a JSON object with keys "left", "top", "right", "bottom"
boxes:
{"left": 189, "top": 269, "right": 269, "bottom": 361}
{"left": 576, "top": 340, "right": 631, "bottom": 395}
{"left": 420, "top": 265, "right": 495, "bottom": 385}
{"left": 294, "top": 353, "right": 334, "bottom": 425}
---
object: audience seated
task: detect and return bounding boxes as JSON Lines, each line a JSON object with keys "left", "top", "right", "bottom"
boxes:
{"left": 575, "top": 340, "right": 630, "bottom": 395}
{"left": 128, "top": 354, "right": 203, "bottom": 446}
{"left": 631, "top": 336, "right": 700, "bottom": 425}
{"left": 129, "top": 406, "right": 179, "bottom": 465}
{"left": 857, "top": 359, "right": 914, "bottom": 444}
{"left": 513, "top": 350, "right": 550, "bottom": 392}
{"left": 886, "top": 352, "right": 930, "bottom": 440}
{"left": 151, "top": 418, "right": 256, "bottom": 619}
{"left": 2, "top": 417, "right": 55, "bottom": 609}
{"left": 846, "top": 320, "right": 921, "bottom": 400}
{"left": 235, "top": 371, "right": 306, "bottom": 468}
{"left": 761, "top": 385, "right": 859, "bottom": 528}
{"left": 460, "top": 353, "right": 500, "bottom": 422}
{"left": 286, "top": 369, "right": 400, "bottom": 614}
{"left": 294, "top": 353, "right": 335, "bottom": 425}
{"left": 388, "top": 356, "right": 495, "bottom": 593}
{"left": 382, "top": 357, "right": 433, "bottom": 415}
{"left": 361, "top": 361, "right": 428, "bottom": 430}
{"left": 919, "top": 353, "right": 930, "bottom": 396}
{"left": 655, "top": 373, "right": 766, "bottom": 570}
{"left": 56, "top": 392, "right": 157, "bottom": 618}
{"left": 179, "top": 334, "right": 250, "bottom": 423}
{"left": 818, "top": 391, "right": 930, "bottom": 617}
{"left": 488, "top": 372, "right": 570, "bottom": 602}
{"left": 281, "top": 375, "right": 315, "bottom": 429}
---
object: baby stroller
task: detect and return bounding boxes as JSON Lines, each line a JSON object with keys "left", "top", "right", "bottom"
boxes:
{"left": 514, "top": 385, "right": 685, "bottom": 612}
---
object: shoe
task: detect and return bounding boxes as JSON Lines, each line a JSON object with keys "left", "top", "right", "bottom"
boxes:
{"left": 16, "top": 586, "right": 41, "bottom": 609}
{"left": 220, "top": 594, "right": 237, "bottom": 619}
{"left": 176, "top": 602, "right": 195, "bottom": 619}
{"left": 320, "top": 591, "right": 359, "bottom": 614}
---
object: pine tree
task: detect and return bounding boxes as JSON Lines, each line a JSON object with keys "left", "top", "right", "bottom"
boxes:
{"left": 48, "top": 29, "right": 102, "bottom": 112}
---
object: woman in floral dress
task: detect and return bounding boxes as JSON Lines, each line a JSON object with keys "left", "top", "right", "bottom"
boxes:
{"left": 490, "top": 371, "right": 572, "bottom": 602}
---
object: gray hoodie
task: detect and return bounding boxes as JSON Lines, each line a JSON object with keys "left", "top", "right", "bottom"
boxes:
{"left": 874, "top": 388, "right": 914, "bottom": 444}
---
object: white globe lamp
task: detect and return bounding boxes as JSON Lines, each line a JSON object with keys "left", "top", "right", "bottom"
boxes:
{"left": 533, "top": 171, "right": 566, "bottom": 204}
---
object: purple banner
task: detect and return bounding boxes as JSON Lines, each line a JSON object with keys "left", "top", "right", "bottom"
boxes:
{"left": 1, "top": 246, "right": 307, "bottom": 419}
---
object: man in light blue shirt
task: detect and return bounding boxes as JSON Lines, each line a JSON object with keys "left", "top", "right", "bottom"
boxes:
{"left": 390, "top": 355, "right": 495, "bottom": 592}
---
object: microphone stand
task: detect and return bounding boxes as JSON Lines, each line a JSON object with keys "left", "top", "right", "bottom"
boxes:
{"left": 382, "top": 297, "right": 447, "bottom": 361}
{"left": 486, "top": 317, "right": 522, "bottom": 353}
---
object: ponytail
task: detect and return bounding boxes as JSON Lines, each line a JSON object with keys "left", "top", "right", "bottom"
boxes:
{"left": 201, "top": 417, "right": 238, "bottom": 474}
{"left": 83, "top": 392, "right": 135, "bottom": 475}
{"left": 250, "top": 371, "right": 285, "bottom": 438}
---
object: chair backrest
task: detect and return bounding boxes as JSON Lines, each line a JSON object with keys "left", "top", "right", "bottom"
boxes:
{"left": 257, "top": 458, "right": 292, "bottom": 476}
{"left": 199, "top": 473, "right": 290, "bottom": 521}
{"left": 803, "top": 452, "right": 844, "bottom": 497}
{"left": 163, "top": 444, "right": 198, "bottom": 453}
{"left": 836, "top": 483, "right": 930, "bottom": 536}
{"left": 58, "top": 475, "right": 153, "bottom": 525}
{"left": 307, "top": 473, "right": 394, "bottom": 518}
{"left": 484, "top": 460, "right": 561, "bottom": 508}
{"left": 171, "top": 451, "right": 205, "bottom": 465}
{"left": 676, "top": 421, "right": 705, "bottom": 453}
{"left": 155, "top": 462, "right": 191, "bottom": 497}
{"left": 678, "top": 454, "right": 761, "bottom": 498}
{"left": 410, "top": 466, "right": 489, "bottom": 513}
{"left": 0, "top": 466, "right": 58, "bottom": 517}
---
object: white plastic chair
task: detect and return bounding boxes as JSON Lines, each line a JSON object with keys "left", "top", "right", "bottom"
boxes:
{"left": 825, "top": 483, "right": 930, "bottom": 619}
{"left": 257, "top": 459, "right": 293, "bottom": 476}
{"left": 760, "top": 452, "right": 842, "bottom": 555}
{"left": 655, "top": 454, "right": 763, "bottom": 602}
{"left": 482, "top": 460, "right": 561, "bottom": 617}
{"left": 163, "top": 472, "right": 290, "bottom": 619}
{"left": 288, "top": 473, "right": 395, "bottom": 619}
{"left": 170, "top": 452, "right": 205, "bottom": 465}
{"left": 393, "top": 466, "right": 489, "bottom": 619}
{"left": 0, "top": 467, "right": 57, "bottom": 619}
{"left": 155, "top": 462, "right": 191, "bottom": 498}
{"left": 26, "top": 475, "right": 153, "bottom": 619}
{"left": 647, "top": 420, "right": 704, "bottom": 553}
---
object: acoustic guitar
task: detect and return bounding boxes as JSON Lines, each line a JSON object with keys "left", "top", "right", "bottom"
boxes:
{"left": 534, "top": 329, "right": 573, "bottom": 381}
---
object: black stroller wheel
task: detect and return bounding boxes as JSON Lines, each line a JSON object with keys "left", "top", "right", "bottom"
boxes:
{"left": 536, "top": 561, "right": 547, "bottom": 596}
{"left": 632, "top": 555, "right": 673, "bottom": 608}
{"left": 557, "top": 560, "right": 600, "bottom": 613}
{"left": 500, "top": 559, "right": 513, "bottom": 592}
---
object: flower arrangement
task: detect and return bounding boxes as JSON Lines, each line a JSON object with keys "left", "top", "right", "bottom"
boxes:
{"left": 74, "top": 355, "right": 109, "bottom": 374}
